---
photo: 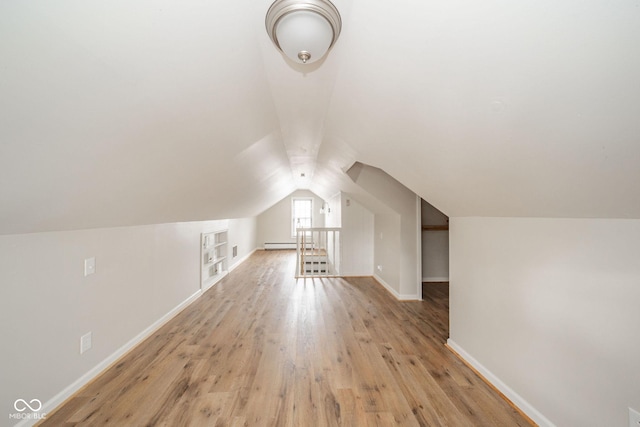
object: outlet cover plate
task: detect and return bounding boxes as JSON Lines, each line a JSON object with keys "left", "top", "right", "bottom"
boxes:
{"left": 84, "top": 257, "right": 96, "bottom": 276}
{"left": 630, "top": 407, "right": 640, "bottom": 427}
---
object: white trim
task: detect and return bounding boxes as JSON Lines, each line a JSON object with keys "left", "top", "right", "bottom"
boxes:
{"left": 202, "top": 271, "right": 228, "bottom": 291}
{"left": 17, "top": 289, "right": 203, "bottom": 427}
{"left": 373, "top": 274, "right": 420, "bottom": 301}
{"left": 422, "top": 276, "right": 450, "bottom": 282}
{"left": 23, "top": 249, "right": 261, "bottom": 427}
{"left": 291, "top": 197, "right": 313, "bottom": 238}
{"left": 446, "top": 339, "right": 555, "bottom": 427}
{"left": 416, "top": 195, "right": 423, "bottom": 301}
{"left": 374, "top": 273, "right": 399, "bottom": 298}
{"left": 229, "top": 248, "right": 257, "bottom": 272}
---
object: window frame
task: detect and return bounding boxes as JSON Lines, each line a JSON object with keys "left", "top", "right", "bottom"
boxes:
{"left": 291, "top": 197, "right": 313, "bottom": 238}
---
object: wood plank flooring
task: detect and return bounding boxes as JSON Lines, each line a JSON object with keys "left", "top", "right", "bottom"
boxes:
{"left": 40, "top": 250, "right": 531, "bottom": 426}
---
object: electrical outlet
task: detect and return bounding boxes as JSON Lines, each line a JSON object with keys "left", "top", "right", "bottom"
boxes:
{"left": 377, "top": 265, "right": 383, "bottom": 272}
{"left": 84, "top": 257, "right": 96, "bottom": 276}
{"left": 630, "top": 407, "right": 640, "bottom": 427}
{"left": 80, "top": 332, "right": 92, "bottom": 354}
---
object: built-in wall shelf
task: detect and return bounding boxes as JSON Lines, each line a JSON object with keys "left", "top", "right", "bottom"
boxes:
{"left": 203, "top": 255, "right": 227, "bottom": 266}
{"left": 201, "top": 230, "right": 228, "bottom": 290}
{"left": 422, "top": 225, "right": 449, "bottom": 231}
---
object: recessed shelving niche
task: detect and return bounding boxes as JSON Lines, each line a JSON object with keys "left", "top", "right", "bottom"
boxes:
{"left": 201, "top": 229, "right": 228, "bottom": 290}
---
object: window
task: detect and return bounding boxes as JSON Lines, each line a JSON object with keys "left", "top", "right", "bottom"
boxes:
{"left": 292, "top": 197, "right": 313, "bottom": 237}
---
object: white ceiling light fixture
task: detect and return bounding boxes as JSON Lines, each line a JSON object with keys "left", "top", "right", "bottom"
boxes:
{"left": 266, "top": 0, "right": 342, "bottom": 64}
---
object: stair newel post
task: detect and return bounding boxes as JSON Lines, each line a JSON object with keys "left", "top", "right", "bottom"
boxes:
{"left": 301, "top": 228, "right": 306, "bottom": 277}
{"left": 296, "top": 228, "right": 300, "bottom": 278}
{"left": 331, "top": 229, "right": 336, "bottom": 276}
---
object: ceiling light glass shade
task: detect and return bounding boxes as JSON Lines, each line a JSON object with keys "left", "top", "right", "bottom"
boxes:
{"left": 266, "top": 0, "right": 342, "bottom": 64}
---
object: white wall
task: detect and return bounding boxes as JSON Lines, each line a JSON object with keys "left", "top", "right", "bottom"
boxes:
{"left": 346, "top": 163, "right": 421, "bottom": 299}
{"left": 325, "top": 193, "right": 342, "bottom": 228}
{"left": 421, "top": 233, "right": 449, "bottom": 281}
{"left": 256, "top": 190, "right": 325, "bottom": 247}
{"left": 228, "top": 217, "right": 258, "bottom": 267}
{"left": 374, "top": 213, "right": 402, "bottom": 291}
{"left": 0, "top": 218, "right": 257, "bottom": 427}
{"left": 323, "top": 193, "right": 343, "bottom": 274}
{"left": 449, "top": 217, "right": 640, "bottom": 427}
{"left": 421, "top": 199, "right": 449, "bottom": 281}
{"left": 340, "top": 195, "right": 374, "bottom": 276}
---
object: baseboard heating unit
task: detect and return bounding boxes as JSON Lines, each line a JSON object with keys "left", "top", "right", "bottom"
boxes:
{"left": 264, "top": 242, "right": 313, "bottom": 250}
{"left": 264, "top": 242, "right": 296, "bottom": 250}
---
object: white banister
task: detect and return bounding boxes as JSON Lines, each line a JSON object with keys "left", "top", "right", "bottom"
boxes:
{"left": 295, "top": 227, "right": 341, "bottom": 278}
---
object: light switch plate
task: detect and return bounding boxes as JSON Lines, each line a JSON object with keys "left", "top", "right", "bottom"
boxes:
{"left": 80, "top": 332, "right": 92, "bottom": 354}
{"left": 84, "top": 257, "right": 96, "bottom": 276}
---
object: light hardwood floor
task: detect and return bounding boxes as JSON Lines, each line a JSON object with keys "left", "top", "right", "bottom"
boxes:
{"left": 40, "top": 250, "right": 531, "bottom": 426}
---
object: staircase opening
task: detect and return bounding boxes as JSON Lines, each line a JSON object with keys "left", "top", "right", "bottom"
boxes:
{"left": 295, "top": 227, "right": 342, "bottom": 278}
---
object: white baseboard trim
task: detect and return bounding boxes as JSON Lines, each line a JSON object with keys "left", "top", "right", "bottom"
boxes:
{"left": 229, "top": 248, "right": 257, "bottom": 272}
{"left": 446, "top": 339, "right": 555, "bottom": 427}
{"left": 202, "top": 271, "right": 228, "bottom": 292}
{"left": 15, "top": 247, "right": 261, "bottom": 427}
{"left": 202, "top": 248, "right": 257, "bottom": 292}
{"left": 373, "top": 274, "right": 420, "bottom": 301}
{"left": 422, "top": 276, "right": 449, "bottom": 282}
{"left": 16, "top": 289, "right": 204, "bottom": 427}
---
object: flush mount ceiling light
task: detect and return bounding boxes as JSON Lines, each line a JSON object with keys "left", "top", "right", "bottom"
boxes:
{"left": 266, "top": 0, "right": 342, "bottom": 64}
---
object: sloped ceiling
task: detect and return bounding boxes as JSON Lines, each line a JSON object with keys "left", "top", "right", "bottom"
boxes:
{"left": 324, "top": 0, "right": 640, "bottom": 218}
{"left": 1, "top": 0, "right": 639, "bottom": 234}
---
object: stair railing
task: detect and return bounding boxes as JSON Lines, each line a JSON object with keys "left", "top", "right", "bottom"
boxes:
{"left": 295, "top": 227, "right": 341, "bottom": 278}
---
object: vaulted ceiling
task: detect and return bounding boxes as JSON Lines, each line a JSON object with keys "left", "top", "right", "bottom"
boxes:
{"left": 1, "top": 0, "right": 639, "bottom": 235}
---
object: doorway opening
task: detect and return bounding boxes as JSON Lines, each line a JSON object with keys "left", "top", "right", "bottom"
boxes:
{"left": 420, "top": 198, "right": 449, "bottom": 333}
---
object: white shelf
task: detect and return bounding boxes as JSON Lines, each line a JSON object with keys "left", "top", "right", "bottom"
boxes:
{"left": 203, "top": 256, "right": 227, "bottom": 267}
{"left": 201, "top": 230, "right": 229, "bottom": 290}
{"left": 203, "top": 241, "right": 227, "bottom": 250}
